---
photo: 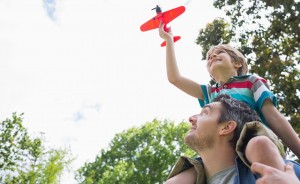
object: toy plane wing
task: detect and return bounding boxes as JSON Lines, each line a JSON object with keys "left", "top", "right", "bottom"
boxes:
{"left": 140, "top": 6, "right": 185, "bottom": 32}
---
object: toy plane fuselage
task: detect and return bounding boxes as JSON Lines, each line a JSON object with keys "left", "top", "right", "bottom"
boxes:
{"left": 140, "top": 5, "right": 185, "bottom": 46}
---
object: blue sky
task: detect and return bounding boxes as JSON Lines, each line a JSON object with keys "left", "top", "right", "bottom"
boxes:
{"left": 0, "top": 0, "right": 223, "bottom": 183}
{"left": 43, "top": 0, "right": 57, "bottom": 21}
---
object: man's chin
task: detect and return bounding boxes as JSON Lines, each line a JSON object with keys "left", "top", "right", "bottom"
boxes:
{"left": 186, "top": 129, "right": 195, "bottom": 135}
{"left": 184, "top": 134, "right": 193, "bottom": 147}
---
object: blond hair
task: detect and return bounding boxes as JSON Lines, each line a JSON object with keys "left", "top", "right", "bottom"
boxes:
{"left": 206, "top": 44, "right": 248, "bottom": 76}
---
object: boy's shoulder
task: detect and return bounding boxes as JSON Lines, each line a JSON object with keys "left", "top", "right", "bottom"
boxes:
{"left": 234, "top": 74, "right": 266, "bottom": 83}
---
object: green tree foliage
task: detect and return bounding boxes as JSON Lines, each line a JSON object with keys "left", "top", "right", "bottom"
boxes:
{"left": 196, "top": 18, "right": 234, "bottom": 60}
{"left": 196, "top": 0, "right": 300, "bottom": 133}
{"left": 76, "top": 119, "right": 196, "bottom": 184}
{"left": 0, "top": 113, "right": 73, "bottom": 183}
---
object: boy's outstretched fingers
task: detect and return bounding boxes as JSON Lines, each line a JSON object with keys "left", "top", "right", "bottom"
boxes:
{"left": 159, "top": 21, "right": 163, "bottom": 28}
{"left": 251, "top": 162, "right": 300, "bottom": 184}
{"left": 158, "top": 22, "right": 172, "bottom": 41}
{"left": 168, "top": 27, "right": 172, "bottom": 34}
{"left": 158, "top": 22, "right": 166, "bottom": 37}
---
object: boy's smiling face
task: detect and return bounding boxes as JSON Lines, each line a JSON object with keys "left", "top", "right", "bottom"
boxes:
{"left": 206, "top": 48, "right": 242, "bottom": 81}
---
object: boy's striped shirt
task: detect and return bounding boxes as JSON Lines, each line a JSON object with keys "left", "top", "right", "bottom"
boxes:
{"left": 198, "top": 75, "right": 277, "bottom": 126}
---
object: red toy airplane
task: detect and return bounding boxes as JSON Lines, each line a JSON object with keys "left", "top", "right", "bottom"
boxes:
{"left": 140, "top": 5, "right": 185, "bottom": 47}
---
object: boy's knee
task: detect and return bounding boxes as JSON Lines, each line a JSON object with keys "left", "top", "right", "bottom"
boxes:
{"left": 248, "top": 136, "right": 276, "bottom": 150}
{"left": 245, "top": 136, "right": 285, "bottom": 170}
{"left": 246, "top": 136, "right": 278, "bottom": 161}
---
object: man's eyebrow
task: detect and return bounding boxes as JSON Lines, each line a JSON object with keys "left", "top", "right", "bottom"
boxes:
{"left": 203, "top": 104, "right": 212, "bottom": 110}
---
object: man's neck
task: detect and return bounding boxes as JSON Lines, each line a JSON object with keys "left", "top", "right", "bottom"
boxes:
{"left": 199, "top": 147, "right": 236, "bottom": 179}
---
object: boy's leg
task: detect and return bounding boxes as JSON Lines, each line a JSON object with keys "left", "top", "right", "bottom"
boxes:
{"left": 245, "top": 135, "right": 285, "bottom": 171}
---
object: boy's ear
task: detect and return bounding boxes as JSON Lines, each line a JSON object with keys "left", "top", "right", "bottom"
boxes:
{"left": 234, "top": 62, "right": 242, "bottom": 69}
{"left": 219, "top": 121, "right": 237, "bottom": 135}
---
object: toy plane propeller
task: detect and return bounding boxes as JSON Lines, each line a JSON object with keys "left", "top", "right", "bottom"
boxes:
{"left": 140, "top": 5, "right": 185, "bottom": 47}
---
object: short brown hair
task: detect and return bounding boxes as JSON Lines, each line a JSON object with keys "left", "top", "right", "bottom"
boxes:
{"left": 213, "top": 94, "right": 261, "bottom": 149}
{"left": 206, "top": 44, "right": 248, "bottom": 76}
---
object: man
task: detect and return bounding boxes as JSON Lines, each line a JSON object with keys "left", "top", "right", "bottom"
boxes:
{"left": 165, "top": 94, "right": 300, "bottom": 184}
{"left": 251, "top": 162, "right": 300, "bottom": 184}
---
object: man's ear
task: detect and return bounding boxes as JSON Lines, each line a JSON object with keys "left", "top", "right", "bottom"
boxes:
{"left": 219, "top": 121, "right": 237, "bottom": 135}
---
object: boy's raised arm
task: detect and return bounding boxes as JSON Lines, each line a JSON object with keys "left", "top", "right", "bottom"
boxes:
{"left": 158, "top": 23, "right": 204, "bottom": 100}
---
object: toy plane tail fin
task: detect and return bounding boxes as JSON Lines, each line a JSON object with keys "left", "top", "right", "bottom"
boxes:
{"left": 161, "top": 36, "right": 181, "bottom": 47}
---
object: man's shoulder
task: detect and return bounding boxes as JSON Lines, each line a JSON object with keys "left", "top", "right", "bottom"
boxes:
{"left": 234, "top": 156, "right": 258, "bottom": 183}
{"left": 168, "top": 156, "right": 203, "bottom": 179}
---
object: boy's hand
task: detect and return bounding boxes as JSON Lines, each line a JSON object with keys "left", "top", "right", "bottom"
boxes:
{"left": 158, "top": 22, "right": 173, "bottom": 42}
{"left": 251, "top": 162, "right": 300, "bottom": 184}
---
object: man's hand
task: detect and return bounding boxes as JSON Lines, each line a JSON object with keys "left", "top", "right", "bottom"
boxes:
{"left": 251, "top": 162, "right": 300, "bottom": 184}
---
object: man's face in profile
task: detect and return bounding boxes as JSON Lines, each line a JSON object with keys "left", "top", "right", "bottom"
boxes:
{"left": 184, "top": 102, "right": 222, "bottom": 151}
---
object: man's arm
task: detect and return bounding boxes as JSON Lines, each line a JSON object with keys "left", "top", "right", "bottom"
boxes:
{"left": 262, "top": 99, "right": 300, "bottom": 159}
{"left": 165, "top": 168, "right": 197, "bottom": 184}
{"left": 158, "top": 23, "right": 204, "bottom": 99}
{"left": 251, "top": 162, "right": 300, "bottom": 184}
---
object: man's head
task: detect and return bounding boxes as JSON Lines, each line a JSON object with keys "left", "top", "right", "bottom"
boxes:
{"left": 185, "top": 94, "right": 260, "bottom": 152}
{"left": 206, "top": 44, "right": 248, "bottom": 76}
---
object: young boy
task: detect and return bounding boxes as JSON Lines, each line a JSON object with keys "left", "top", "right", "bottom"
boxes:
{"left": 158, "top": 23, "right": 300, "bottom": 182}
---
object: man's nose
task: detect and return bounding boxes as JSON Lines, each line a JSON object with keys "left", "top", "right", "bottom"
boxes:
{"left": 189, "top": 115, "right": 197, "bottom": 124}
